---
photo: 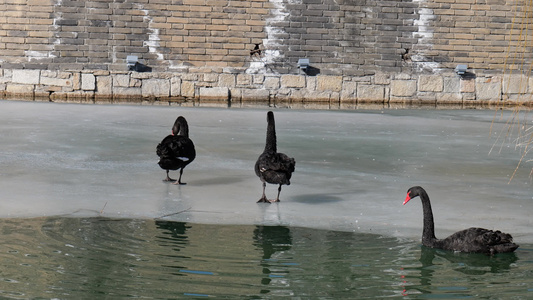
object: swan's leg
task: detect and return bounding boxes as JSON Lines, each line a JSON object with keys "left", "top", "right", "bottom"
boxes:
{"left": 174, "top": 168, "right": 187, "bottom": 185}
{"left": 257, "top": 182, "right": 269, "bottom": 203}
{"left": 271, "top": 185, "right": 282, "bottom": 203}
{"left": 163, "top": 170, "right": 176, "bottom": 182}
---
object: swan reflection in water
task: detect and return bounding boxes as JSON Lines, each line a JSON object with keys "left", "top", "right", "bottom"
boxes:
{"left": 253, "top": 226, "right": 293, "bottom": 291}
{"left": 402, "top": 245, "right": 518, "bottom": 296}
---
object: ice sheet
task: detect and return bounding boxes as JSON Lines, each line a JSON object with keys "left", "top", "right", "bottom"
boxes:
{"left": 1, "top": 100, "right": 531, "bottom": 242}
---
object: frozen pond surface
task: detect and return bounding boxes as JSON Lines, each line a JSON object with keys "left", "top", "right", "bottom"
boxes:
{"left": 1, "top": 100, "right": 532, "bottom": 243}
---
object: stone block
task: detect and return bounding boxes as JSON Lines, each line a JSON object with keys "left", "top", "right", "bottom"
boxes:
{"left": 237, "top": 74, "right": 252, "bottom": 86}
{"left": 242, "top": 89, "right": 269, "bottom": 101}
{"left": 113, "top": 87, "right": 141, "bottom": 97}
{"left": 460, "top": 78, "right": 475, "bottom": 93}
{"left": 6, "top": 84, "right": 34, "bottom": 95}
{"left": 171, "top": 77, "right": 181, "bottom": 97}
{"left": 281, "top": 75, "right": 305, "bottom": 88}
{"left": 475, "top": 77, "right": 501, "bottom": 101}
{"left": 199, "top": 87, "right": 229, "bottom": 100}
{"left": 340, "top": 81, "right": 357, "bottom": 101}
{"left": 96, "top": 76, "right": 112, "bottom": 95}
{"left": 374, "top": 72, "right": 390, "bottom": 85}
{"left": 81, "top": 73, "right": 96, "bottom": 90}
{"left": 391, "top": 80, "right": 416, "bottom": 97}
{"left": 203, "top": 73, "right": 218, "bottom": 82}
{"left": 357, "top": 84, "right": 385, "bottom": 101}
{"left": 12, "top": 69, "right": 40, "bottom": 84}
{"left": 443, "top": 76, "right": 460, "bottom": 93}
{"left": 40, "top": 76, "right": 71, "bottom": 87}
{"left": 218, "top": 74, "right": 236, "bottom": 87}
{"left": 263, "top": 77, "right": 279, "bottom": 89}
{"left": 142, "top": 79, "right": 170, "bottom": 97}
{"left": 317, "top": 76, "right": 342, "bottom": 92}
{"left": 418, "top": 75, "right": 443, "bottom": 92}
{"left": 113, "top": 74, "right": 130, "bottom": 87}
{"left": 181, "top": 81, "right": 195, "bottom": 98}
{"left": 502, "top": 75, "right": 527, "bottom": 94}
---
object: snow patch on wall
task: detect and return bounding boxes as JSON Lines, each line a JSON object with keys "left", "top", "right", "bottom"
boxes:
{"left": 25, "top": 51, "right": 56, "bottom": 62}
{"left": 411, "top": 2, "right": 439, "bottom": 72}
{"left": 246, "top": 0, "right": 301, "bottom": 74}
{"left": 138, "top": 6, "right": 164, "bottom": 61}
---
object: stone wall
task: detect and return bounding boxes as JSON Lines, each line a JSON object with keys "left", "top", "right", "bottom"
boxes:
{"left": 0, "top": 0, "right": 532, "bottom": 106}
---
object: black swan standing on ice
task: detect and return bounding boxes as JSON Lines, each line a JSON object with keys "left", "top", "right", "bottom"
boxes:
{"left": 156, "top": 116, "right": 196, "bottom": 185}
{"left": 404, "top": 186, "right": 518, "bottom": 255}
{"left": 255, "top": 111, "right": 295, "bottom": 203}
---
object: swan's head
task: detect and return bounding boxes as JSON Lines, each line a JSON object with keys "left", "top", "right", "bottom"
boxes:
{"left": 172, "top": 116, "right": 188, "bottom": 135}
{"left": 403, "top": 186, "right": 424, "bottom": 205}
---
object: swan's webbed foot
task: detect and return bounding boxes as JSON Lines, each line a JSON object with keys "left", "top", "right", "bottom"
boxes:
{"left": 173, "top": 181, "right": 187, "bottom": 185}
{"left": 270, "top": 199, "right": 280, "bottom": 203}
{"left": 163, "top": 170, "right": 176, "bottom": 182}
{"left": 257, "top": 196, "right": 270, "bottom": 203}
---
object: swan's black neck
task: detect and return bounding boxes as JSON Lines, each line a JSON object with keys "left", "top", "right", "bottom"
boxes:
{"left": 264, "top": 111, "right": 277, "bottom": 153}
{"left": 172, "top": 117, "right": 189, "bottom": 137}
{"left": 418, "top": 189, "right": 437, "bottom": 245}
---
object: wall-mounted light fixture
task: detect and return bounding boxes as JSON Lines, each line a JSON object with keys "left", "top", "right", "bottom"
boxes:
{"left": 298, "top": 58, "right": 310, "bottom": 71}
{"left": 455, "top": 64, "right": 468, "bottom": 76}
{"left": 127, "top": 55, "right": 138, "bottom": 71}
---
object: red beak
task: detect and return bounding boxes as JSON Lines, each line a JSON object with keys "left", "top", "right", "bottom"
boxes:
{"left": 403, "top": 193, "right": 411, "bottom": 205}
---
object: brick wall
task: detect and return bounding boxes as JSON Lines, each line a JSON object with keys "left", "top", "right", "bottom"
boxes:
{"left": 0, "top": 0, "right": 531, "bottom": 105}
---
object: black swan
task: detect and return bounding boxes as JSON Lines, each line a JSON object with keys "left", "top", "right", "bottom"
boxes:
{"left": 404, "top": 186, "right": 518, "bottom": 255}
{"left": 156, "top": 116, "right": 196, "bottom": 185}
{"left": 255, "top": 111, "right": 295, "bottom": 203}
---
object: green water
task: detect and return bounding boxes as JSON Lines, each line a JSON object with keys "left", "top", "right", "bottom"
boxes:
{"left": 0, "top": 217, "right": 531, "bottom": 299}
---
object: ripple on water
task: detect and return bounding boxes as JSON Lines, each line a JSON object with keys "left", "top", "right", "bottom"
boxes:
{"left": 0, "top": 217, "right": 531, "bottom": 298}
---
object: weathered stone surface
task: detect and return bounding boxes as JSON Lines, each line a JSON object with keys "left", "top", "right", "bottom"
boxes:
{"left": 171, "top": 77, "right": 181, "bottom": 97}
{"left": 236, "top": 74, "right": 252, "bottom": 86}
{"left": 357, "top": 84, "right": 385, "bottom": 101}
{"left": 340, "top": 81, "right": 357, "bottom": 101}
{"left": 181, "top": 81, "right": 195, "bottom": 98}
{"left": 443, "top": 77, "right": 460, "bottom": 93}
{"left": 460, "top": 78, "right": 475, "bottom": 93}
{"left": 317, "top": 76, "right": 342, "bottom": 92}
{"left": 6, "top": 84, "right": 34, "bottom": 95}
{"left": 142, "top": 79, "right": 170, "bottom": 97}
{"left": 12, "top": 69, "right": 40, "bottom": 85}
{"left": 502, "top": 75, "right": 527, "bottom": 94}
{"left": 199, "top": 87, "right": 229, "bottom": 100}
{"left": 391, "top": 80, "right": 416, "bottom": 97}
{"left": 81, "top": 73, "right": 96, "bottom": 91}
{"left": 281, "top": 75, "right": 305, "bottom": 88}
{"left": 374, "top": 72, "right": 390, "bottom": 85}
{"left": 418, "top": 75, "right": 443, "bottom": 92}
{"left": 218, "top": 74, "right": 236, "bottom": 87}
{"left": 476, "top": 77, "right": 501, "bottom": 101}
{"left": 96, "top": 76, "right": 112, "bottom": 95}
{"left": 242, "top": 89, "right": 269, "bottom": 101}
{"left": 264, "top": 77, "right": 280, "bottom": 89}
{"left": 113, "top": 87, "right": 141, "bottom": 97}
{"left": 113, "top": 74, "right": 130, "bottom": 87}
{"left": 40, "top": 76, "right": 71, "bottom": 87}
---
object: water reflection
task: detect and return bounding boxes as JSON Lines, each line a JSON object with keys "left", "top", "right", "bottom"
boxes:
{"left": 253, "top": 225, "right": 292, "bottom": 292}
{"left": 404, "top": 245, "right": 519, "bottom": 297}
{"left": 0, "top": 217, "right": 529, "bottom": 298}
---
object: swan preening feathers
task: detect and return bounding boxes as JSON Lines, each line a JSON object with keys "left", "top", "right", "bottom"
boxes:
{"left": 156, "top": 116, "right": 196, "bottom": 185}
{"left": 404, "top": 186, "right": 518, "bottom": 255}
{"left": 255, "top": 111, "right": 296, "bottom": 203}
